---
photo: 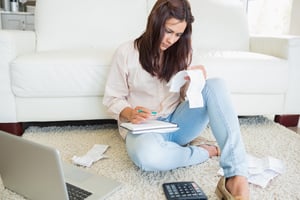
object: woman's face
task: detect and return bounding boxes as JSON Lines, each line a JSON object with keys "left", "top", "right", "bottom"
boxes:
{"left": 160, "top": 18, "right": 187, "bottom": 51}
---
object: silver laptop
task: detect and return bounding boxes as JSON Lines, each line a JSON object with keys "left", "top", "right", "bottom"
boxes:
{"left": 0, "top": 131, "right": 121, "bottom": 200}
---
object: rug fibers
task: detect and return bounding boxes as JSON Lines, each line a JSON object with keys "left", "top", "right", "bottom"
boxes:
{"left": 1, "top": 116, "right": 300, "bottom": 200}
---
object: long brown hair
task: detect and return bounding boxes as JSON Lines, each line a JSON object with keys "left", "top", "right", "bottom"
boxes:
{"left": 135, "top": 0, "right": 194, "bottom": 82}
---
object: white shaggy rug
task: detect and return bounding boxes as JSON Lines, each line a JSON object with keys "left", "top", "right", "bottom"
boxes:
{"left": 1, "top": 116, "right": 300, "bottom": 200}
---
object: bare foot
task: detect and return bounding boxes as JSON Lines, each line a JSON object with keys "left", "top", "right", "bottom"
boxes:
{"left": 226, "top": 176, "right": 249, "bottom": 199}
{"left": 199, "top": 144, "right": 220, "bottom": 157}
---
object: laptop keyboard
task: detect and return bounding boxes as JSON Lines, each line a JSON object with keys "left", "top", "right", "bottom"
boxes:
{"left": 66, "top": 182, "right": 92, "bottom": 200}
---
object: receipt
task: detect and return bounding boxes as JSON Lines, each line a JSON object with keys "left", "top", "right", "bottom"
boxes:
{"left": 246, "top": 154, "right": 285, "bottom": 188}
{"left": 72, "top": 144, "right": 109, "bottom": 167}
{"left": 168, "top": 70, "right": 206, "bottom": 108}
{"left": 218, "top": 154, "right": 285, "bottom": 188}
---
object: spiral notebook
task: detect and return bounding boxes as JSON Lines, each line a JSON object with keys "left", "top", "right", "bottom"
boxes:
{"left": 120, "top": 120, "right": 179, "bottom": 134}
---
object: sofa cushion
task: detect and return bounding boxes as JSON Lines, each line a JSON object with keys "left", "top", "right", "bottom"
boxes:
{"left": 146, "top": 0, "right": 249, "bottom": 51}
{"left": 11, "top": 49, "right": 110, "bottom": 97}
{"left": 11, "top": 49, "right": 288, "bottom": 99}
{"left": 196, "top": 51, "right": 289, "bottom": 93}
{"left": 190, "top": 0, "right": 249, "bottom": 51}
{"left": 35, "top": 0, "right": 148, "bottom": 51}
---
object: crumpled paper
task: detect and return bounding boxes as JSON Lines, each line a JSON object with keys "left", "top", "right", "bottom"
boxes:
{"left": 72, "top": 144, "right": 109, "bottom": 167}
{"left": 218, "top": 154, "right": 285, "bottom": 188}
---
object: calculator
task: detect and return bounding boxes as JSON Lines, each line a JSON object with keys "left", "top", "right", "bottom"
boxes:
{"left": 162, "top": 181, "right": 208, "bottom": 200}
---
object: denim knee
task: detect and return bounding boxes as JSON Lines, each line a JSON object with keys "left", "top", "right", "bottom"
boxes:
{"left": 126, "top": 133, "right": 169, "bottom": 171}
{"left": 206, "top": 78, "right": 227, "bottom": 91}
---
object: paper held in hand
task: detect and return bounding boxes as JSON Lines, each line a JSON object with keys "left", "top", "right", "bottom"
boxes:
{"left": 120, "top": 120, "right": 179, "bottom": 134}
{"left": 168, "top": 70, "right": 205, "bottom": 108}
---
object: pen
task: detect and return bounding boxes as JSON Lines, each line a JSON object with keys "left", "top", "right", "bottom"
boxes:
{"left": 137, "top": 109, "right": 157, "bottom": 116}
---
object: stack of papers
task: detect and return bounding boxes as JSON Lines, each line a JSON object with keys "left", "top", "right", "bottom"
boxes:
{"left": 120, "top": 120, "right": 179, "bottom": 134}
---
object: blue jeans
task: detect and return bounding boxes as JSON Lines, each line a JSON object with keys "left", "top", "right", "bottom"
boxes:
{"left": 125, "top": 78, "right": 248, "bottom": 178}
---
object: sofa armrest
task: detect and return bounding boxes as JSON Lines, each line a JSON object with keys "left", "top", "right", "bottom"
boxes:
{"left": 250, "top": 34, "right": 300, "bottom": 113}
{"left": 0, "top": 30, "right": 36, "bottom": 122}
{"left": 250, "top": 34, "right": 300, "bottom": 59}
{"left": 0, "top": 30, "right": 36, "bottom": 61}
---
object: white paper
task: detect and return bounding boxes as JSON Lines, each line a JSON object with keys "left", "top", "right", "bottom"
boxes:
{"left": 218, "top": 154, "right": 285, "bottom": 188}
{"left": 169, "top": 71, "right": 188, "bottom": 92}
{"left": 248, "top": 170, "right": 280, "bottom": 188}
{"left": 120, "top": 120, "right": 178, "bottom": 134}
{"left": 247, "top": 154, "right": 285, "bottom": 175}
{"left": 72, "top": 144, "right": 109, "bottom": 167}
{"left": 168, "top": 70, "right": 205, "bottom": 108}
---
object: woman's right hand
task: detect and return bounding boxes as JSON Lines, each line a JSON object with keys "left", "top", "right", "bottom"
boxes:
{"left": 120, "top": 106, "right": 152, "bottom": 124}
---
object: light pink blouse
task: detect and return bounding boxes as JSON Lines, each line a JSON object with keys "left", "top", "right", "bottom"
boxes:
{"left": 103, "top": 41, "right": 181, "bottom": 135}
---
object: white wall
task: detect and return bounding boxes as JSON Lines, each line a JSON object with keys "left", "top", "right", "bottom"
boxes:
{"left": 0, "top": 10, "right": 2, "bottom": 29}
{"left": 290, "top": 0, "right": 300, "bottom": 35}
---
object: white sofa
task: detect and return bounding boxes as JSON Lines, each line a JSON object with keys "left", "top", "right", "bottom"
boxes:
{"left": 0, "top": 0, "right": 300, "bottom": 135}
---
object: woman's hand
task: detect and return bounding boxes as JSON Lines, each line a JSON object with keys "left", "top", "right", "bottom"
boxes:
{"left": 120, "top": 106, "right": 152, "bottom": 124}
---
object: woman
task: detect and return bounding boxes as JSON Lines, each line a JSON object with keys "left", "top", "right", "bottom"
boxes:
{"left": 103, "top": 0, "right": 249, "bottom": 199}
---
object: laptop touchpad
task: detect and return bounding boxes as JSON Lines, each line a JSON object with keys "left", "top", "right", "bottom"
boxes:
{"left": 63, "top": 163, "right": 93, "bottom": 182}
